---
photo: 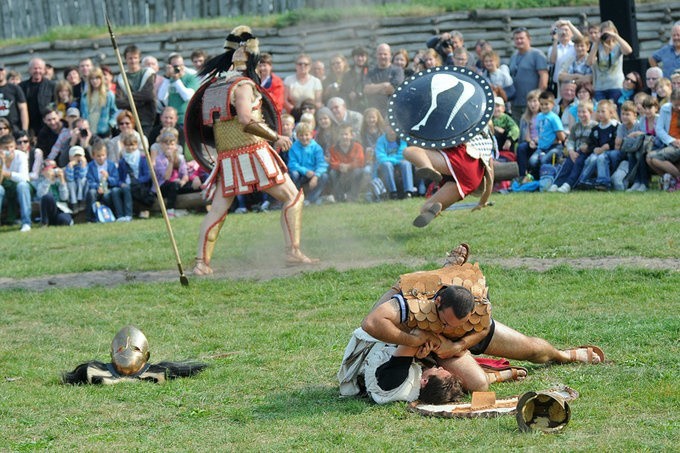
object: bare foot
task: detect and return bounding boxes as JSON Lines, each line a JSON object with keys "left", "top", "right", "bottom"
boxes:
{"left": 286, "top": 249, "right": 319, "bottom": 266}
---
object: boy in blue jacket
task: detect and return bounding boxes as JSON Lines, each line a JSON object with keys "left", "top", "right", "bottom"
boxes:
{"left": 288, "top": 122, "right": 329, "bottom": 204}
{"left": 85, "top": 140, "right": 124, "bottom": 222}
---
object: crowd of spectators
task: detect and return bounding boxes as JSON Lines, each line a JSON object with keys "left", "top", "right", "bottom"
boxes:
{"left": 1, "top": 19, "right": 679, "bottom": 231}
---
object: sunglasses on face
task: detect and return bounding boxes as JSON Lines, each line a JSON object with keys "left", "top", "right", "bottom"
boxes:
{"left": 625, "top": 77, "right": 637, "bottom": 83}
{"left": 17, "top": 139, "right": 29, "bottom": 144}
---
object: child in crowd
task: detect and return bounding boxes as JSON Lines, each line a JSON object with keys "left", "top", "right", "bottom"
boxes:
{"left": 36, "top": 159, "right": 72, "bottom": 226}
{"left": 625, "top": 96, "right": 659, "bottom": 192}
{"left": 328, "top": 123, "right": 369, "bottom": 202}
{"left": 287, "top": 122, "right": 329, "bottom": 205}
{"left": 118, "top": 132, "right": 153, "bottom": 219}
{"left": 654, "top": 78, "right": 672, "bottom": 107}
{"left": 578, "top": 99, "right": 619, "bottom": 189}
{"left": 549, "top": 100, "right": 596, "bottom": 193}
{"left": 633, "top": 91, "right": 648, "bottom": 117}
{"left": 153, "top": 129, "right": 189, "bottom": 218}
{"left": 375, "top": 124, "right": 414, "bottom": 199}
{"left": 314, "top": 107, "right": 335, "bottom": 155}
{"left": 64, "top": 145, "right": 88, "bottom": 208}
{"left": 299, "top": 112, "right": 316, "bottom": 132}
{"left": 528, "top": 91, "right": 566, "bottom": 178}
{"left": 54, "top": 80, "right": 77, "bottom": 118}
{"left": 0, "top": 134, "right": 32, "bottom": 231}
{"left": 492, "top": 97, "right": 520, "bottom": 161}
{"left": 360, "top": 107, "right": 387, "bottom": 177}
{"left": 610, "top": 101, "right": 642, "bottom": 191}
{"left": 515, "top": 89, "right": 541, "bottom": 177}
{"left": 85, "top": 140, "right": 125, "bottom": 222}
{"left": 279, "top": 113, "right": 296, "bottom": 164}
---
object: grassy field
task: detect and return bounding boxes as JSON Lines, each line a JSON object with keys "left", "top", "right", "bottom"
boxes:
{"left": 1, "top": 192, "right": 679, "bottom": 450}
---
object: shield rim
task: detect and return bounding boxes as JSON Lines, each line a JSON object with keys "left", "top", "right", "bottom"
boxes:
{"left": 387, "top": 66, "right": 494, "bottom": 149}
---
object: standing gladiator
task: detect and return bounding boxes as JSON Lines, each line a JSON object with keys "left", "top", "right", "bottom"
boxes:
{"left": 185, "top": 26, "right": 317, "bottom": 275}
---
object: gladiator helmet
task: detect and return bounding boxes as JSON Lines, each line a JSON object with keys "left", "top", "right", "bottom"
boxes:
{"left": 110, "top": 325, "right": 150, "bottom": 376}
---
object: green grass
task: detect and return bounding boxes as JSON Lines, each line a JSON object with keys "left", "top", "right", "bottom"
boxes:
{"left": 1, "top": 191, "right": 677, "bottom": 279}
{"left": 0, "top": 192, "right": 679, "bottom": 450}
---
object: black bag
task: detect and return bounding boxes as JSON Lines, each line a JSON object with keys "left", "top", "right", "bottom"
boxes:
{"left": 620, "top": 135, "right": 645, "bottom": 153}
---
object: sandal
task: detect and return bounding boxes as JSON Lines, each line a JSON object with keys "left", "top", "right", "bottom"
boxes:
{"left": 415, "top": 167, "right": 443, "bottom": 184}
{"left": 444, "top": 243, "right": 470, "bottom": 266}
{"left": 479, "top": 364, "right": 528, "bottom": 383}
{"left": 193, "top": 259, "right": 213, "bottom": 276}
{"left": 412, "top": 202, "right": 443, "bottom": 228}
{"left": 565, "top": 345, "right": 605, "bottom": 364}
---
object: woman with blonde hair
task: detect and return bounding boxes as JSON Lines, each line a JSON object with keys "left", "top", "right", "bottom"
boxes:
{"left": 421, "top": 48, "right": 443, "bottom": 69}
{"left": 80, "top": 67, "right": 119, "bottom": 138}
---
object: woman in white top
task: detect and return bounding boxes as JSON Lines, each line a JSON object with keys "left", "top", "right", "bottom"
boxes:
{"left": 283, "top": 53, "right": 322, "bottom": 117}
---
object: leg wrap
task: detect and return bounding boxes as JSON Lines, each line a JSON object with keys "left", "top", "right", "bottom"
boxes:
{"left": 281, "top": 188, "right": 304, "bottom": 252}
{"left": 197, "top": 211, "right": 228, "bottom": 265}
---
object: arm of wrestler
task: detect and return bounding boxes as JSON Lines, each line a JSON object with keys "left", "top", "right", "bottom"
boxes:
{"left": 361, "top": 299, "right": 437, "bottom": 348}
{"left": 435, "top": 326, "right": 491, "bottom": 359}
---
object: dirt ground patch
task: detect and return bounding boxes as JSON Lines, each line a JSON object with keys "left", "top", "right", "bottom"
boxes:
{"left": 0, "top": 256, "right": 677, "bottom": 292}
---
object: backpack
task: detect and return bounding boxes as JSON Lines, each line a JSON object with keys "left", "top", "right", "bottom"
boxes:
{"left": 365, "top": 176, "right": 387, "bottom": 202}
{"left": 92, "top": 202, "right": 116, "bottom": 223}
{"left": 539, "top": 163, "right": 560, "bottom": 192}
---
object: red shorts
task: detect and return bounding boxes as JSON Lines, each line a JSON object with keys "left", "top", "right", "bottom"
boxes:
{"left": 439, "top": 144, "right": 485, "bottom": 198}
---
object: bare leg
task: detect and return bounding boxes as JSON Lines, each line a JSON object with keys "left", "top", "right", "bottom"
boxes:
{"left": 484, "top": 322, "right": 601, "bottom": 364}
{"left": 437, "top": 351, "right": 488, "bottom": 392}
{"left": 265, "top": 175, "right": 317, "bottom": 263}
{"left": 195, "top": 189, "right": 234, "bottom": 275}
{"left": 405, "top": 146, "right": 465, "bottom": 227}
{"left": 647, "top": 157, "right": 680, "bottom": 178}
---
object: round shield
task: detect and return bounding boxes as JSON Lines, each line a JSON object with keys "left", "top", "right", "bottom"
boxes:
{"left": 388, "top": 66, "right": 494, "bottom": 149}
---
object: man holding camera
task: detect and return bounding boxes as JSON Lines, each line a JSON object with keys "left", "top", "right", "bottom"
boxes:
{"left": 163, "top": 53, "right": 199, "bottom": 131}
{"left": 548, "top": 20, "right": 583, "bottom": 94}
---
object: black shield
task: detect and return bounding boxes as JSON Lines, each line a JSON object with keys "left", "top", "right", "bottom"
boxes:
{"left": 388, "top": 66, "right": 494, "bottom": 149}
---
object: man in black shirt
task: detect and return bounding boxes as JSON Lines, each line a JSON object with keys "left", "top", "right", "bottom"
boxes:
{"left": 19, "top": 57, "right": 55, "bottom": 135}
{"left": 0, "top": 65, "right": 28, "bottom": 133}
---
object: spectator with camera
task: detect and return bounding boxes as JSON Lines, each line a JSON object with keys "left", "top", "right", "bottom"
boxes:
{"left": 548, "top": 20, "right": 583, "bottom": 93}
{"left": 67, "top": 117, "right": 94, "bottom": 160}
{"left": 64, "top": 145, "right": 88, "bottom": 210}
{"left": 426, "top": 30, "right": 464, "bottom": 65}
{"left": 35, "top": 159, "right": 73, "bottom": 226}
{"left": 160, "top": 53, "right": 199, "bottom": 131}
{"left": 586, "top": 21, "right": 633, "bottom": 103}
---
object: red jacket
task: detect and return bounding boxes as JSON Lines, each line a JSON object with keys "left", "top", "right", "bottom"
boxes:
{"left": 329, "top": 141, "right": 365, "bottom": 170}
{"left": 262, "top": 73, "right": 285, "bottom": 114}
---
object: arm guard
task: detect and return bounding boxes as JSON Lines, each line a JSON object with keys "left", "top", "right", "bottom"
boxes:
{"left": 243, "top": 120, "right": 279, "bottom": 142}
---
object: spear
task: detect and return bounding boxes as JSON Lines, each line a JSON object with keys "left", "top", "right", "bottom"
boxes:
{"left": 104, "top": 6, "right": 189, "bottom": 287}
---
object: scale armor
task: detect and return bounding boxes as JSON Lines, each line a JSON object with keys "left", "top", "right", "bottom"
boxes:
{"left": 400, "top": 262, "right": 491, "bottom": 338}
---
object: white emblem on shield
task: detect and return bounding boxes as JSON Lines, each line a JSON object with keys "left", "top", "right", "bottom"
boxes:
{"left": 411, "top": 73, "right": 476, "bottom": 132}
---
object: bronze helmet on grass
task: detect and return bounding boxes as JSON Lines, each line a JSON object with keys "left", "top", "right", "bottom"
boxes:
{"left": 110, "top": 325, "right": 150, "bottom": 376}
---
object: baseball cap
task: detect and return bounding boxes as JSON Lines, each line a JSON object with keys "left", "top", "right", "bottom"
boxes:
{"left": 69, "top": 145, "right": 85, "bottom": 158}
{"left": 66, "top": 107, "right": 80, "bottom": 118}
{"left": 494, "top": 96, "right": 505, "bottom": 106}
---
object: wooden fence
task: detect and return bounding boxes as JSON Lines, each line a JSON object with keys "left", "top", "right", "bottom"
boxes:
{"left": 0, "top": 0, "right": 406, "bottom": 40}
{"left": 0, "top": 2, "right": 678, "bottom": 79}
